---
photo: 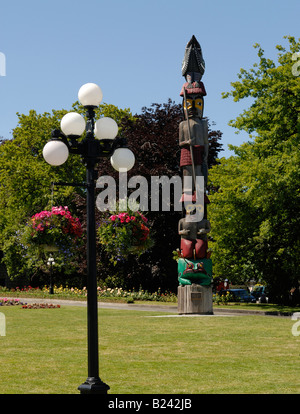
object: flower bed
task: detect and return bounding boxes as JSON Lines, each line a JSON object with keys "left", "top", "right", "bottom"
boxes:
{"left": 0, "top": 298, "right": 21, "bottom": 306}
{"left": 96, "top": 286, "right": 177, "bottom": 302}
{"left": 0, "top": 285, "right": 177, "bottom": 303}
{"left": 0, "top": 297, "right": 61, "bottom": 308}
{"left": 21, "top": 303, "right": 61, "bottom": 309}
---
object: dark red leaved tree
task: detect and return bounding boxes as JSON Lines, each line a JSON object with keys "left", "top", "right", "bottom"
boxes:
{"left": 74, "top": 100, "right": 223, "bottom": 291}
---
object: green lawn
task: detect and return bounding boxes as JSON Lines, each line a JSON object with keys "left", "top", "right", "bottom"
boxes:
{"left": 0, "top": 305, "right": 299, "bottom": 394}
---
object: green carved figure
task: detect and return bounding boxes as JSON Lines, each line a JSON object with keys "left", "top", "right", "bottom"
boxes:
{"left": 178, "top": 257, "right": 212, "bottom": 286}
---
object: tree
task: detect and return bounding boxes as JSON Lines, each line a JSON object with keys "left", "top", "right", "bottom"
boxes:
{"left": 209, "top": 36, "right": 300, "bottom": 304}
{"left": 79, "top": 100, "right": 223, "bottom": 292}
{"left": 0, "top": 104, "right": 132, "bottom": 285}
{"left": 0, "top": 109, "right": 81, "bottom": 283}
{"left": 0, "top": 99, "right": 223, "bottom": 290}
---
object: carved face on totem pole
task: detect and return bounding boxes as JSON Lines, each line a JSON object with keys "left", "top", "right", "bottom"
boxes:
{"left": 183, "top": 94, "right": 204, "bottom": 119}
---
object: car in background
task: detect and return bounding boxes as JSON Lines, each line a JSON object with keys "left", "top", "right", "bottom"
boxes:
{"left": 251, "top": 285, "right": 269, "bottom": 303}
{"left": 219, "top": 289, "right": 256, "bottom": 303}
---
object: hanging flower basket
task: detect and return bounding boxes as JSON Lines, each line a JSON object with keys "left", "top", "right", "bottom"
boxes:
{"left": 97, "top": 210, "right": 153, "bottom": 264}
{"left": 22, "top": 206, "right": 83, "bottom": 253}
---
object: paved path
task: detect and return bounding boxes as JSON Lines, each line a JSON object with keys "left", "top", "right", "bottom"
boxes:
{"left": 9, "top": 297, "right": 294, "bottom": 317}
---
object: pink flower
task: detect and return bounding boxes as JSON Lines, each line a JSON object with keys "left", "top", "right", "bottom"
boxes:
{"left": 118, "top": 213, "right": 128, "bottom": 219}
{"left": 110, "top": 215, "right": 117, "bottom": 221}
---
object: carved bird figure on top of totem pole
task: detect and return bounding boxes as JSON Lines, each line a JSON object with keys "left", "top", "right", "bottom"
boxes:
{"left": 181, "top": 35, "right": 206, "bottom": 93}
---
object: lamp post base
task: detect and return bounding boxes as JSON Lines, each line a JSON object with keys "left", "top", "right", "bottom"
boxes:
{"left": 78, "top": 377, "right": 110, "bottom": 394}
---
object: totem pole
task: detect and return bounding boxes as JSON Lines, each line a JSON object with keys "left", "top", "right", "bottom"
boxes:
{"left": 177, "top": 36, "right": 213, "bottom": 314}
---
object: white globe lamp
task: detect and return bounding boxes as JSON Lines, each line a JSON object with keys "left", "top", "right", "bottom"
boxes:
{"left": 78, "top": 83, "right": 103, "bottom": 107}
{"left": 43, "top": 140, "right": 69, "bottom": 166}
{"left": 60, "top": 112, "right": 86, "bottom": 136}
{"left": 94, "top": 117, "right": 118, "bottom": 140}
{"left": 110, "top": 148, "right": 135, "bottom": 172}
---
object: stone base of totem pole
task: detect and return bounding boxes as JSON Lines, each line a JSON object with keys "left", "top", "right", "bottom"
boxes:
{"left": 177, "top": 284, "right": 213, "bottom": 315}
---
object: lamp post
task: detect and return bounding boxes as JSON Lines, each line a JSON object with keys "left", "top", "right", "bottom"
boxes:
{"left": 46, "top": 254, "right": 55, "bottom": 295}
{"left": 43, "top": 83, "right": 135, "bottom": 394}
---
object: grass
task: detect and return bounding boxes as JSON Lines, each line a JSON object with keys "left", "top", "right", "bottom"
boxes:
{"left": 213, "top": 302, "right": 299, "bottom": 315}
{"left": 0, "top": 305, "right": 300, "bottom": 394}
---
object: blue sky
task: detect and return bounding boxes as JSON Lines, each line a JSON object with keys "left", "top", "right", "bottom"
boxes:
{"left": 0, "top": 0, "right": 299, "bottom": 157}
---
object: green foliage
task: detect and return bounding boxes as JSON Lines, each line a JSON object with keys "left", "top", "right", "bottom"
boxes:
{"left": 213, "top": 291, "right": 235, "bottom": 305}
{"left": 209, "top": 36, "right": 300, "bottom": 304}
{"left": 0, "top": 104, "right": 132, "bottom": 282}
{"left": 0, "top": 109, "right": 83, "bottom": 235}
{"left": 0, "top": 98, "right": 222, "bottom": 291}
{"left": 0, "top": 108, "right": 83, "bottom": 280}
{"left": 72, "top": 101, "right": 134, "bottom": 125}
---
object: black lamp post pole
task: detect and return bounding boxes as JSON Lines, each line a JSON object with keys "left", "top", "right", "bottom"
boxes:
{"left": 49, "top": 103, "right": 129, "bottom": 394}
{"left": 77, "top": 107, "right": 110, "bottom": 394}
